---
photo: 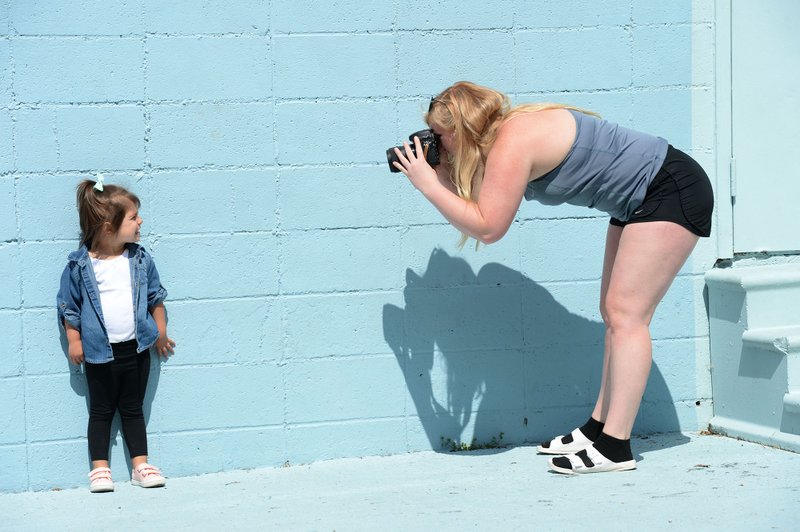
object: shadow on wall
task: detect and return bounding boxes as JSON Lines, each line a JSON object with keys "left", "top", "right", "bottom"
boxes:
{"left": 383, "top": 248, "right": 688, "bottom": 454}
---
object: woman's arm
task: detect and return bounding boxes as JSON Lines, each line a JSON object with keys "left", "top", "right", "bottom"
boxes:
{"left": 394, "top": 122, "right": 534, "bottom": 244}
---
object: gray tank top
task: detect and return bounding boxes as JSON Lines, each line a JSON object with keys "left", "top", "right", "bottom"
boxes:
{"left": 524, "top": 109, "right": 668, "bottom": 221}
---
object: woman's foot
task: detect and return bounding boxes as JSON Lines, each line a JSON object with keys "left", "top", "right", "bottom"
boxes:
{"left": 549, "top": 433, "right": 636, "bottom": 474}
{"left": 537, "top": 428, "right": 594, "bottom": 455}
{"left": 131, "top": 463, "right": 166, "bottom": 488}
{"left": 89, "top": 467, "right": 114, "bottom": 493}
{"left": 549, "top": 444, "right": 636, "bottom": 474}
{"left": 537, "top": 417, "right": 605, "bottom": 455}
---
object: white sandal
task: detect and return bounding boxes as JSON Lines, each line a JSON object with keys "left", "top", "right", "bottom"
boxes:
{"left": 537, "top": 428, "right": 593, "bottom": 455}
{"left": 549, "top": 444, "right": 636, "bottom": 475}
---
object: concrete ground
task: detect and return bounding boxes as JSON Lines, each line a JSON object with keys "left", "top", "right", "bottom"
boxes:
{"left": 1, "top": 432, "right": 798, "bottom": 531}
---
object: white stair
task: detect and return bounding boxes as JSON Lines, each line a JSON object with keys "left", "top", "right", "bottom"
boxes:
{"left": 705, "top": 264, "right": 800, "bottom": 452}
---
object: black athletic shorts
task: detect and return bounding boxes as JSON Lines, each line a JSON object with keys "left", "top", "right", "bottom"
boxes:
{"left": 610, "top": 145, "right": 713, "bottom": 237}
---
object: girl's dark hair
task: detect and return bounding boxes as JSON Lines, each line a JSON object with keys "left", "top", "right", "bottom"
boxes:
{"left": 76, "top": 179, "right": 140, "bottom": 249}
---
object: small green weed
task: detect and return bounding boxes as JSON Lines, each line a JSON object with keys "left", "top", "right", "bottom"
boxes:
{"left": 440, "top": 432, "right": 505, "bottom": 452}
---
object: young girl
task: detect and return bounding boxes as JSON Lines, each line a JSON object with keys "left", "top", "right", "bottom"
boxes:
{"left": 393, "top": 82, "right": 713, "bottom": 474}
{"left": 57, "top": 178, "right": 176, "bottom": 492}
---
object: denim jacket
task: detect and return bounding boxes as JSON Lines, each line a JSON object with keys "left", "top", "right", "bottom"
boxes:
{"left": 57, "top": 243, "right": 168, "bottom": 364}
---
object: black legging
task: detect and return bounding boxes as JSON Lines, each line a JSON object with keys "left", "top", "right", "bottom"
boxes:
{"left": 85, "top": 340, "right": 150, "bottom": 461}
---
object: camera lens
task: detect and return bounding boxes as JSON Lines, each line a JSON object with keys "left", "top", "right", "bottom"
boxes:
{"left": 386, "top": 147, "right": 402, "bottom": 172}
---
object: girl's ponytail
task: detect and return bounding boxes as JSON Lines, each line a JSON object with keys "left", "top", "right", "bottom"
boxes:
{"left": 75, "top": 179, "right": 140, "bottom": 249}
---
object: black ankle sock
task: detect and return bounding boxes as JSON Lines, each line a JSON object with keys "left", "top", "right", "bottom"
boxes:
{"left": 593, "top": 432, "right": 633, "bottom": 463}
{"left": 578, "top": 417, "right": 605, "bottom": 442}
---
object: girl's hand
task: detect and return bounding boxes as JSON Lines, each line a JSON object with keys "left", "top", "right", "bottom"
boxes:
{"left": 68, "top": 341, "right": 84, "bottom": 365}
{"left": 392, "top": 135, "right": 440, "bottom": 194}
{"left": 154, "top": 335, "right": 176, "bottom": 358}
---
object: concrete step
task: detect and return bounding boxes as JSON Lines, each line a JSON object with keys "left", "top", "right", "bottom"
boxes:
{"left": 706, "top": 265, "right": 800, "bottom": 452}
{"left": 706, "top": 263, "right": 800, "bottom": 329}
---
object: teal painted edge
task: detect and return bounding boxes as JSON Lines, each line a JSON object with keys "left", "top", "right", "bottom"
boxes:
{"left": 713, "top": 0, "right": 733, "bottom": 258}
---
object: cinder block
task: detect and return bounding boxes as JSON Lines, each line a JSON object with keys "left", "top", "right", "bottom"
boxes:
{"left": 398, "top": 0, "right": 513, "bottom": 30}
{"left": 631, "top": 89, "right": 691, "bottom": 149}
{"left": 516, "top": 91, "right": 634, "bottom": 127}
{"left": 0, "top": 311, "right": 23, "bottom": 377}
{"left": 26, "top": 373, "right": 88, "bottom": 442}
{"left": 148, "top": 103, "right": 273, "bottom": 168}
{"left": 285, "top": 418, "right": 406, "bottom": 465}
{"left": 403, "top": 348, "right": 526, "bottom": 414}
{"left": 401, "top": 284, "right": 524, "bottom": 352}
{"left": 632, "top": 25, "right": 692, "bottom": 87}
{"left": 516, "top": 0, "right": 628, "bottom": 28}
{"left": 166, "top": 298, "right": 282, "bottom": 365}
{"left": 23, "top": 309, "right": 70, "bottom": 376}
{"left": 0, "top": 445, "right": 28, "bottom": 492}
{"left": 397, "top": 32, "right": 515, "bottom": 95}
{"left": 13, "top": 108, "right": 58, "bottom": 171}
{"left": 15, "top": 106, "right": 145, "bottom": 172}
{"left": 516, "top": 28, "right": 630, "bottom": 92}
{"left": 635, "top": 399, "right": 708, "bottom": 434}
{"left": 152, "top": 234, "right": 280, "bottom": 299}
{"left": 400, "top": 226, "right": 522, "bottom": 288}
{"left": 154, "top": 365, "right": 283, "bottom": 431}
{"left": 0, "top": 378, "right": 25, "bottom": 444}
{"left": 525, "top": 340, "right": 603, "bottom": 409}
{"left": 650, "top": 275, "right": 699, "bottom": 340}
{"left": 273, "top": 34, "right": 394, "bottom": 98}
{"left": 521, "top": 280, "right": 604, "bottom": 348}
{"left": 27, "top": 440, "right": 92, "bottom": 491}
{"left": 0, "top": 176, "right": 15, "bottom": 239}
{"left": 14, "top": 38, "right": 144, "bottom": 103}
{"left": 157, "top": 427, "right": 285, "bottom": 476}
{"left": 284, "top": 356, "right": 406, "bottom": 423}
{"left": 280, "top": 166, "right": 402, "bottom": 230}
{"left": 518, "top": 218, "right": 607, "bottom": 282}
{"left": 276, "top": 100, "right": 394, "bottom": 165}
{"left": 399, "top": 180, "right": 452, "bottom": 226}
{"left": 0, "top": 40, "right": 10, "bottom": 107}
{"left": 144, "top": 0, "right": 270, "bottom": 34}
{"left": 273, "top": 0, "right": 393, "bottom": 33}
{"left": 20, "top": 241, "right": 76, "bottom": 308}
{"left": 281, "top": 227, "right": 401, "bottom": 293}
{"left": 284, "top": 291, "right": 403, "bottom": 360}
{"left": 17, "top": 174, "right": 83, "bottom": 240}
{"left": 11, "top": 0, "right": 143, "bottom": 35}
{"left": 651, "top": 337, "right": 711, "bottom": 401}
{"left": 147, "top": 36, "right": 271, "bottom": 101}
{"left": 149, "top": 169, "right": 278, "bottom": 234}
{"left": 0, "top": 3, "right": 9, "bottom": 35}
{"left": 633, "top": 0, "right": 692, "bottom": 24}
{"left": 0, "top": 243, "right": 20, "bottom": 308}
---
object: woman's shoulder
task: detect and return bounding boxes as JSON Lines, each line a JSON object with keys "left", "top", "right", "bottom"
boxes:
{"left": 493, "top": 109, "right": 578, "bottom": 180}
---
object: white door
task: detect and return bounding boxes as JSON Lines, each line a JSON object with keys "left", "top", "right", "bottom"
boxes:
{"left": 730, "top": 0, "right": 800, "bottom": 253}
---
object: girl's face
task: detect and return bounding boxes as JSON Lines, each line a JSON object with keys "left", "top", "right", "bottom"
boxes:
{"left": 113, "top": 206, "right": 142, "bottom": 245}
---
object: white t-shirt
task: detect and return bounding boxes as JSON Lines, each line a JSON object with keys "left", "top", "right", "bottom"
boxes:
{"left": 91, "top": 250, "right": 135, "bottom": 343}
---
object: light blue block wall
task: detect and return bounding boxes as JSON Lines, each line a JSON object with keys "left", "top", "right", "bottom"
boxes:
{"left": 1, "top": 1, "right": 715, "bottom": 492}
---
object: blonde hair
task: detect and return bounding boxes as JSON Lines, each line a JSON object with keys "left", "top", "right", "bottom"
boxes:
{"left": 76, "top": 179, "right": 140, "bottom": 249}
{"left": 425, "top": 81, "right": 598, "bottom": 247}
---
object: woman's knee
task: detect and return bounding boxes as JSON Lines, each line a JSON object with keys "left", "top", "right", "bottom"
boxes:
{"left": 602, "top": 295, "right": 651, "bottom": 332}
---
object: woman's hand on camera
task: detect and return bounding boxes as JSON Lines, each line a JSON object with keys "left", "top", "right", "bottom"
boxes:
{"left": 392, "top": 135, "right": 439, "bottom": 194}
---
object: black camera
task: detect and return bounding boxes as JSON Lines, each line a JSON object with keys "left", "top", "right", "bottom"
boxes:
{"left": 386, "top": 129, "right": 441, "bottom": 172}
